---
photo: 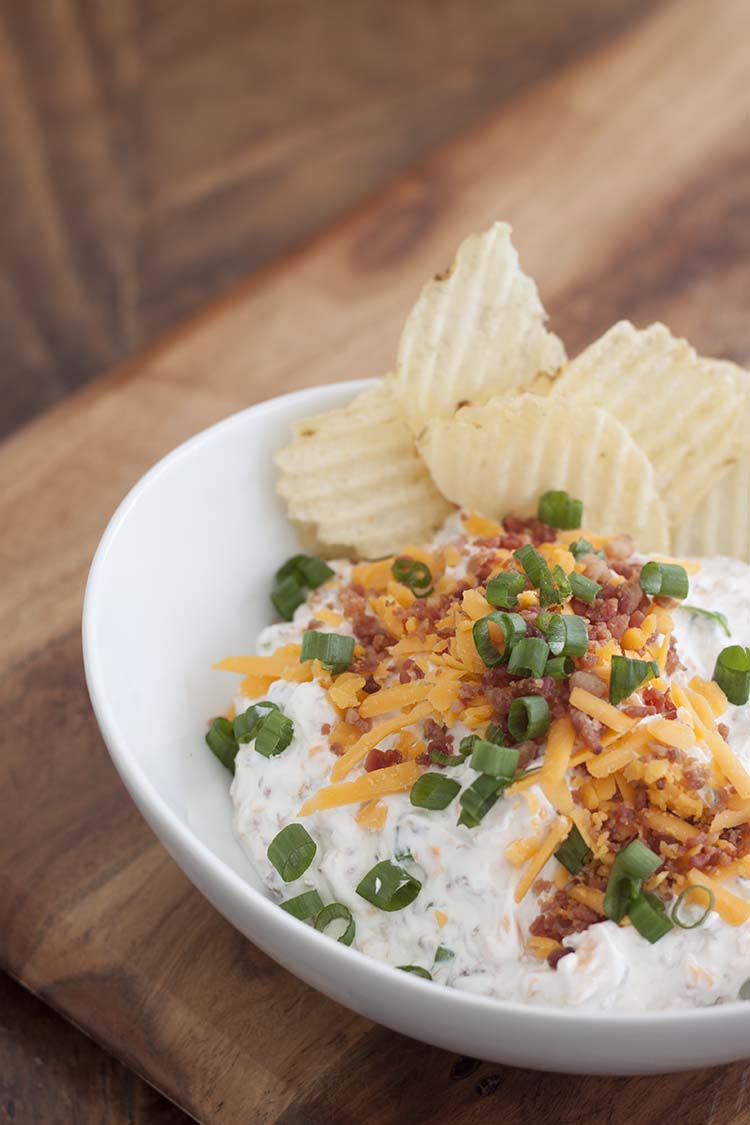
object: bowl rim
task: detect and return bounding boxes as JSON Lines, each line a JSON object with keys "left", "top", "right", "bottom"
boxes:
{"left": 82, "top": 377, "right": 750, "bottom": 1029}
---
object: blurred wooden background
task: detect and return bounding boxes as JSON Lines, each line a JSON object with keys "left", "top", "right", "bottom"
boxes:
{"left": 0, "top": 0, "right": 664, "bottom": 1121}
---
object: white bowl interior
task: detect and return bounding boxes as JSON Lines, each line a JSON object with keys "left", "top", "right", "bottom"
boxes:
{"left": 84, "top": 379, "right": 750, "bottom": 1075}
{"left": 85, "top": 381, "right": 370, "bottom": 889}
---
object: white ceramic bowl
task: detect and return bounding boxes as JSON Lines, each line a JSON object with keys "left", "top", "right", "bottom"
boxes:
{"left": 83, "top": 379, "right": 750, "bottom": 1075}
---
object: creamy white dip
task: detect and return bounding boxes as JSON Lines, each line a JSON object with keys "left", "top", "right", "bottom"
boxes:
{"left": 230, "top": 548, "right": 750, "bottom": 1011}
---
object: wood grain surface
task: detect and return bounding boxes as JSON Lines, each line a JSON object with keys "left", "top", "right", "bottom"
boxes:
{"left": 0, "top": 0, "right": 655, "bottom": 440}
{"left": 2, "top": 0, "right": 750, "bottom": 1121}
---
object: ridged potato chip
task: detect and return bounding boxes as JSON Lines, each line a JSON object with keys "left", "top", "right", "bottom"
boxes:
{"left": 417, "top": 393, "right": 670, "bottom": 551}
{"left": 276, "top": 378, "right": 452, "bottom": 558}
{"left": 395, "top": 222, "right": 565, "bottom": 436}
{"left": 673, "top": 363, "right": 750, "bottom": 559}
{"left": 549, "top": 322, "right": 744, "bottom": 528}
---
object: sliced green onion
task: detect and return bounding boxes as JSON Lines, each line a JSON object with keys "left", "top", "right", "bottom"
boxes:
{"left": 254, "top": 709, "right": 294, "bottom": 757}
{"left": 544, "top": 655, "right": 574, "bottom": 680}
{"left": 569, "top": 537, "right": 604, "bottom": 561}
{"left": 300, "top": 630, "right": 355, "bottom": 674}
{"left": 314, "top": 902, "right": 355, "bottom": 945}
{"left": 570, "top": 572, "right": 602, "bottom": 605}
{"left": 435, "top": 945, "right": 454, "bottom": 962}
{"left": 397, "top": 965, "right": 432, "bottom": 979}
{"left": 429, "top": 746, "right": 469, "bottom": 767}
{"left": 486, "top": 571, "right": 526, "bottom": 609}
{"left": 280, "top": 889, "right": 325, "bottom": 920}
{"left": 538, "top": 490, "right": 583, "bottom": 530}
{"left": 603, "top": 839, "right": 662, "bottom": 922}
{"left": 271, "top": 575, "right": 306, "bottom": 620}
{"left": 628, "top": 890, "right": 673, "bottom": 943}
{"left": 206, "top": 717, "right": 239, "bottom": 773}
{"left": 671, "top": 884, "right": 715, "bottom": 930}
{"left": 267, "top": 823, "right": 317, "bottom": 882}
{"left": 391, "top": 556, "right": 414, "bottom": 583}
{"left": 609, "top": 655, "right": 658, "bottom": 706}
{"left": 713, "top": 645, "right": 750, "bottom": 706}
{"left": 514, "top": 545, "right": 559, "bottom": 607}
{"left": 233, "top": 701, "right": 278, "bottom": 744}
{"left": 407, "top": 561, "right": 434, "bottom": 597}
{"left": 639, "top": 561, "right": 689, "bottom": 600}
{"left": 410, "top": 772, "right": 461, "bottom": 810}
{"left": 391, "top": 557, "right": 434, "bottom": 598}
{"left": 275, "top": 553, "right": 334, "bottom": 589}
{"left": 507, "top": 696, "right": 550, "bottom": 741}
{"left": 554, "top": 824, "right": 591, "bottom": 874}
{"left": 470, "top": 740, "right": 520, "bottom": 778}
{"left": 484, "top": 723, "right": 505, "bottom": 746}
{"left": 507, "top": 637, "right": 550, "bottom": 679}
{"left": 356, "top": 860, "right": 421, "bottom": 911}
{"left": 298, "top": 556, "right": 335, "bottom": 588}
{"left": 552, "top": 565, "right": 572, "bottom": 602}
{"left": 472, "top": 611, "right": 526, "bottom": 667}
{"left": 682, "top": 605, "right": 731, "bottom": 638}
{"left": 458, "top": 773, "right": 504, "bottom": 828}
{"left": 539, "top": 613, "right": 588, "bottom": 657}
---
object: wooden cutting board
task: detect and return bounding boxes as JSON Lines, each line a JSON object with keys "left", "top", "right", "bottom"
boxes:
{"left": 2, "top": 2, "right": 750, "bottom": 1120}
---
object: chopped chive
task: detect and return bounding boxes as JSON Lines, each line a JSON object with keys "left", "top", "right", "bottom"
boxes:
{"left": 397, "top": 965, "right": 432, "bottom": 979}
{"left": 507, "top": 696, "right": 550, "bottom": 741}
{"left": 314, "top": 902, "right": 356, "bottom": 945}
{"left": 470, "top": 740, "right": 520, "bottom": 778}
{"left": 458, "top": 773, "right": 505, "bottom": 828}
{"left": 628, "top": 890, "right": 673, "bottom": 943}
{"left": 472, "top": 611, "right": 526, "bottom": 667}
{"left": 539, "top": 613, "right": 588, "bottom": 657}
{"left": 410, "top": 772, "right": 461, "bottom": 810}
{"left": 233, "top": 701, "right": 279, "bottom": 744}
{"left": 569, "top": 572, "right": 602, "bottom": 605}
{"left": 609, "top": 655, "right": 658, "bottom": 706}
{"left": 271, "top": 575, "right": 307, "bottom": 620}
{"left": 435, "top": 945, "right": 454, "bottom": 962}
{"left": 429, "top": 745, "right": 469, "bottom": 767}
{"left": 712, "top": 645, "right": 750, "bottom": 706}
{"left": 671, "top": 884, "right": 715, "bottom": 930}
{"left": 254, "top": 709, "right": 295, "bottom": 757}
{"left": 554, "top": 824, "right": 591, "bottom": 874}
{"left": 639, "top": 561, "right": 689, "bottom": 600}
{"left": 300, "top": 630, "right": 355, "bottom": 674}
{"left": 356, "top": 860, "right": 421, "bottom": 911}
{"left": 280, "top": 889, "right": 325, "bottom": 920}
{"left": 507, "top": 636, "right": 550, "bottom": 678}
{"left": 544, "top": 655, "right": 574, "bottom": 680}
{"left": 538, "top": 490, "right": 583, "bottom": 530}
{"left": 682, "top": 605, "right": 731, "bottom": 638}
{"left": 267, "top": 823, "right": 317, "bottom": 882}
{"left": 486, "top": 571, "right": 526, "bottom": 608}
{"left": 603, "top": 839, "right": 662, "bottom": 923}
{"left": 206, "top": 717, "right": 239, "bottom": 773}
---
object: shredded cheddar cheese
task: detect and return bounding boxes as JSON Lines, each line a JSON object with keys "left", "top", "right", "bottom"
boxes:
{"left": 299, "top": 760, "right": 422, "bottom": 815}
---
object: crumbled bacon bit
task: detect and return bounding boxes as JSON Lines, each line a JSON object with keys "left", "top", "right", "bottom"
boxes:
{"left": 665, "top": 635, "right": 683, "bottom": 676}
{"left": 548, "top": 947, "right": 573, "bottom": 970}
{"left": 344, "top": 707, "right": 371, "bottom": 732}
{"left": 320, "top": 723, "right": 331, "bottom": 735}
{"left": 364, "top": 747, "right": 403, "bottom": 772}
{"left": 502, "top": 515, "right": 557, "bottom": 545}
{"left": 569, "top": 707, "right": 603, "bottom": 752}
{"left": 362, "top": 676, "right": 381, "bottom": 694}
